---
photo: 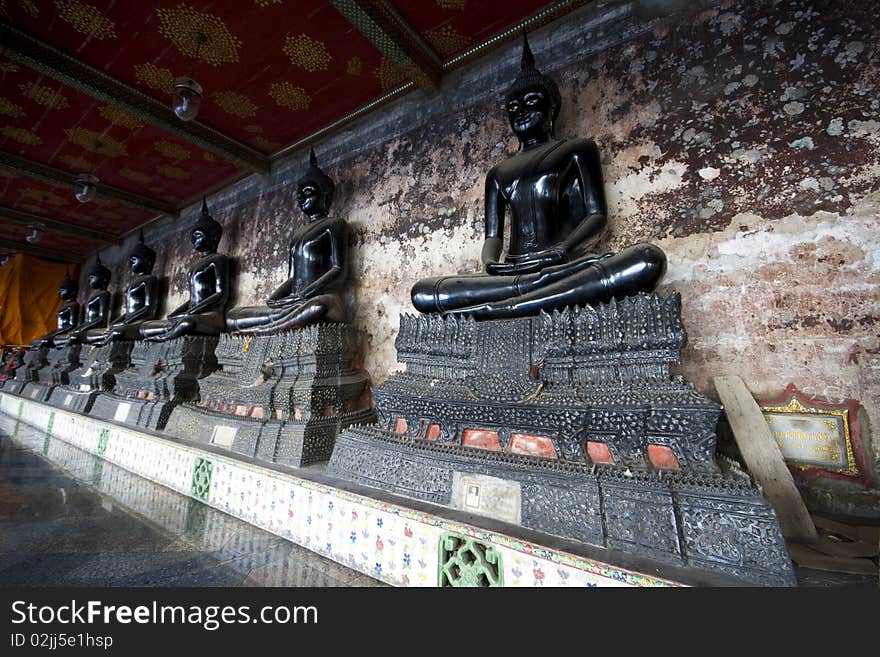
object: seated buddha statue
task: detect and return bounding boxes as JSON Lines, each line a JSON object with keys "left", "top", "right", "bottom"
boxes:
{"left": 225, "top": 149, "right": 348, "bottom": 335}
{"left": 411, "top": 36, "right": 666, "bottom": 320}
{"left": 31, "top": 273, "right": 80, "bottom": 348}
{"left": 82, "top": 231, "right": 158, "bottom": 345}
{"left": 54, "top": 256, "right": 112, "bottom": 347}
{"left": 139, "top": 199, "right": 229, "bottom": 342}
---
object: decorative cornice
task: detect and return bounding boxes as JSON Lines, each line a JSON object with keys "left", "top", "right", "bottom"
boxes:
{"left": 0, "top": 205, "right": 118, "bottom": 244}
{"left": 0, "top": 150, "right": 178, "bottom": 217}
{"left": 330, "top": 0, "right": 442, "bottom": 90}
{"left": 0, "top": 21, "right": 270, "bottom": 173}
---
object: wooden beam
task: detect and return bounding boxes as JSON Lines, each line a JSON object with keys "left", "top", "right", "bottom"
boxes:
{"left": 0, "top": 206, "right": 118, "bottom": 244}
{"left": 0, "top": 150, "right": 178, "bottom": 217}
{"left": 0, "top": 22, "right": 270, "bottom": 173}
{"left": 330, "top": 0, "right": 442, "bottom": 90}
{"left": 714, "top": 375, "right": 818, "bottom": 541}
{"left": 0, "top": 238, "right": 83, "bottom": 263}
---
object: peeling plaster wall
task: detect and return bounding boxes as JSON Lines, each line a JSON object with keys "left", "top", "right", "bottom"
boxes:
{"left": 82, "top": 0, "right": 879, "bottom": 470}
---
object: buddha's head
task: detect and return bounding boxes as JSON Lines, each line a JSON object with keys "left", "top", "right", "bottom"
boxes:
{"left": 87, "top": 254, "right": 111, "bottom": 290}
{"left": 505, "top": 35, "right": 561, "bottom": 145}
{"left": 59, "top": 272, "right": 78, "bottom": 301}
{"left": 296, "top": 148, "right": 335, "bottom": 220}
{"left": 129, "top": 229, "right": 157, "bottom": 275}
{"left": 191, "top": 198, "right": 223, "bottom": 254}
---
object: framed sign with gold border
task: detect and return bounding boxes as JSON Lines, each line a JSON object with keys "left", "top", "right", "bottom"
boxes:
{"left": 759, "top": 383, "right": 875, "bottom": 489}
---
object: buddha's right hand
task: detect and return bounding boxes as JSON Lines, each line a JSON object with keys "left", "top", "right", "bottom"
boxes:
{"left": 487, "top": 247, "right": 566, "bottom": 275}
{"left": 267, "top": 294, "right": 301, "bottom": 309}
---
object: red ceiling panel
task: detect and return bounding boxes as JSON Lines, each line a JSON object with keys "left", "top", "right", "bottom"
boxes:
{"left": 4, "top": 1, "right": 391, "bottom": 152}
{"left": 0, "top": 171, "right": 154, "bottom": 235}
{"left": 0, "top": 61, "right": 240, "bottom": 202}
{"left": 0, "top": 219, "right": 102, "bottom": 257}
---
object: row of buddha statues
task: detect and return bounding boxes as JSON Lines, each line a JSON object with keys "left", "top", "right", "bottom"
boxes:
{"left": 30, "top": 37, "right": 666, "bottom": 351}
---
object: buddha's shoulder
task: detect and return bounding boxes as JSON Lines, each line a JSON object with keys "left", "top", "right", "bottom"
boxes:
{"left": 196, "top": 253, "right": 229, "bottom": 265}
{"left": 556, "top": 136, "right": 600, "bottom": 158}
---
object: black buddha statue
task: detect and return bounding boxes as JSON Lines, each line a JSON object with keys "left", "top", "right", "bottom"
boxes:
{"left": 411, "top": 36, "right": 666, "bottom": 319}
{"left": 31, "top": 273, "right": 80, "bottom": 348}
{"left": 82, "top": 231, "right": 159, "bottom": 344}
{"left": 226, "top": 149, "right": 348, "bottom": 335}
{"left": 139, "top": 199, "right": 229, "bottom": 342}
{"left": 54, "top": 255, "right": 112, "bottom": 347}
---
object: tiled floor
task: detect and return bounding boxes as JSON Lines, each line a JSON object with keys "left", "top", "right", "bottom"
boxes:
{"left": 0, "top": 428, "right": 384, "bottom": 587}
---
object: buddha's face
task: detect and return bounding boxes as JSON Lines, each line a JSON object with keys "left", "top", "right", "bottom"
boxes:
{"left": 87, "top": 272, "right": 108, "bottom": 290}
{"left": 506, "top": 86, "right": 553, "bottom": 142}
{"left": 298, "top": 182, "right": 327, "bottom": 218}
{"left": 191, "top": 227, "right": 218, "bottom": 253}
{"left": 130, "top": 253, "right": 153, "bottom": 275}
{"left": 59, "top": 283, "right": 77, "bottom": 301}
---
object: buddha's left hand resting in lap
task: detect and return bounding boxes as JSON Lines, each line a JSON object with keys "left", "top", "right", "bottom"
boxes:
{"left": 226, "top": 149, "right": 349, "bottom": 336}
{"left": 140, "top": 199, "right": 230, "bottom": 342}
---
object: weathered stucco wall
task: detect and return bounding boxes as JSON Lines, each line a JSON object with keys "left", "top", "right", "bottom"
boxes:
{"left": 83, "top": 0, "right": 879, "bottom": 470}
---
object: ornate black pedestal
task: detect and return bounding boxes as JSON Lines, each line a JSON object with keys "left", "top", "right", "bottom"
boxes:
{"left": 3, "top": 346, "right": 47, "bottom": 394}
{"left": 20, "top": 345, "right": 81, "bottom": 402}
{"left": 329, "top": 293, "right": 796, "bottom": 585}
{"left": 47, "top": 341, "right": 135, "bottom": 413}
{"left": 163, "top": 324, "right": 375, "bottom": 466}
{"left": 90, "top": 336, "right": 219, "bottom": 430}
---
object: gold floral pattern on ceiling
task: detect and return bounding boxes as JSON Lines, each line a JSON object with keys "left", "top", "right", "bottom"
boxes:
{"left": 156, "top": 5, "right": 242, "bottom": 66}
{"left": 134, "top": 63, "right": 175, "bottom": 94}
{"left": 54, "top": 0, "right": 117, "bottom": 40}
{"left": 99, "top": 105, "right": 145, "bottom": 130}
{"left": 18, "top": 202, "right": 45, "bottom": 214}
{"left": 437, "top": 0, "right": 466, "bottom": 9}
{"left": 202, "top": 152, "right": 217, "bottom": 162}
{"left": 154, "top": 140, "right": 191, "bottom": 161}
{"left": 0, "top": 0, "right": 39, "bottom": 18}
{"left": 19, "top": 82, "right": 70, "bottom": 110}
{"left": 20, "top": 187, "right": 66, "bottom": 206}
{"left": 1, "top": 126, "right": 42, "bottom": 146}
{"left": 346, "top": 56, "right": 362, "bottom": 76}
{"left": 213, "top": 91, "right": 258, "bottom": 118}
{"left": 283, "top": 33, "right": 332, "bottom": 72}
{"left": 0, "top": 98, "right": 25, "bottom": 118}
{"left": 244, "top": 124, "right": 262, "bottom": 133}
{"left": 425, "top": 25, "right": 471, "bottom": 57}
{"left": 94, "top": 208, "right": 121, "bottom": 220}
{"left": 249, "top": 136, "right": 278, "bottom": 152}
{"left": 253, "top": 0, "right": 281, "bottom": 7}
{"left": 375, "top": 57, "right": 406, "bottom": 91}
{"left": 64, "top": 127, "right": 128, "bottom": 158}
{"left": 269, "top": 82, "right": 310, "bottom": 111}
{"left": 91, "top": 196, "right": 117, "bottom": 208}
{"left": 157, "top": 164, "right": 189, "bottom": 180}
{"left": 57, "top": 154, "right": 94, "bottom": 171}
{"left": 119, "top": 168, "right": 152, "bottom": 184}
{"left": 0, "top": 60, "right": 19, "bottom": 74}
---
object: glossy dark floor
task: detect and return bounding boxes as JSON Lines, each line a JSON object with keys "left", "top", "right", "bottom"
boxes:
{"left": 0, "top": 427, "right": 383, "bottom": 587}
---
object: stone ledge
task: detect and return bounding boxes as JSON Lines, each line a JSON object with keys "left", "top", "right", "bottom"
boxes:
{"left": 0, "top": 391, "right": 749, "bottom": 587}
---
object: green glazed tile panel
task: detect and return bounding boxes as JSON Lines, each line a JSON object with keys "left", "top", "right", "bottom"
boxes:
{"left": 438, "top": 532, "right": 503, "bottom": 587}
{"left": 191, "top": 457, "right": 213, "bottom": 501}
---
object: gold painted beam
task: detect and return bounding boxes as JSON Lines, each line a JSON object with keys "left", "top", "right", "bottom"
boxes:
{"left": 0, "top": 238, "right": 84, "bottom": 263}
{"left": 0, "top": 22, "right": 270, "bottom": 173}
{"left": 0, "top": 150, "right": 178, "bottom": 217}
{"left": 330, "top": 0, "right": 442, "bottom": 90}
{"left": 0, "top": 206, "right": 118, "bottom": 245}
